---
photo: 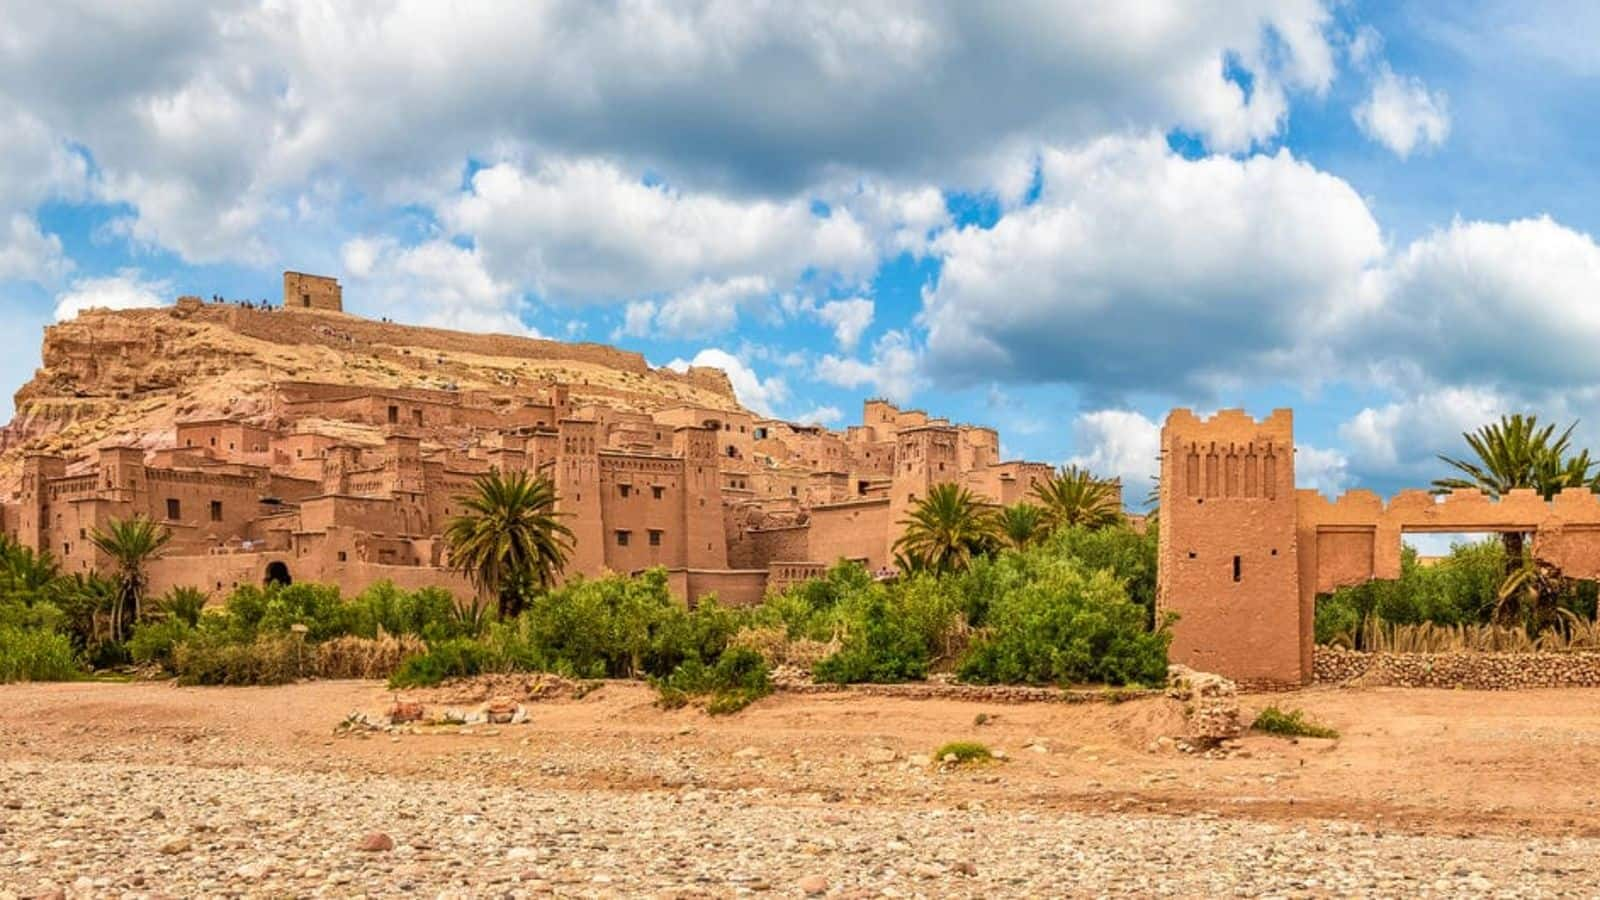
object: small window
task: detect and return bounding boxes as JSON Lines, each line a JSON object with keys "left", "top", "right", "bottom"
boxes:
{"left": 337, "top": 551, "right": 348, "bottom": 562}
{"left": 166, "top": 498, "right": 181, "bottom": 520}
{"left": 652, "top": 486, "right": 664, "bottom": 500}
{"left": 78, "top": 528, "right": 86, "bottom": 539}
{"left": 648, "top": 529, "right": 662, "bottom": 547}
{"left": 387, "top": 405, "right": 399, "bottom": 424}
{"left": 413, "top": 409, "right": 424, "bottom": 425}
{"left": 615, "top": 530, "right": 630, "bottom": 546}
{"left": 210, "top": 500, "right": 223, "bottom": 522}
{"left": 63, "top": 542, "right": 70, "bottom": 555}
{"left": 209, "top": 437, "right": 217, "bottom": 447}
{"left": 619, "top": 484, "right": 632, "bottom": 498}
{"left": 1232, "top": 555, "right": 1242, "bottom": 582}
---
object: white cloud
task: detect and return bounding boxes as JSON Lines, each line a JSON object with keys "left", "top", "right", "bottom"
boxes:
{"left": 1296, "top": 444, "right": 1351, "bottom": 495}
{"left": 1354, "top": 67, "right": 1450, "bottom": 158}
{"left": 794, "top": 405, "right": 843, "bottom": 426}
{"left": 807, "top": 297, "right": 876, "bottom": 352}
{"left": 816, "top": 330, "right": 923, "bottom": 404}
{"left": 0, "top": 215, "right": 71, "bottom": 284}
{"left": 667, "top": 348, "right": 788, "bottom": 417}
{"left": 339, "top": 238, "right": 532, "bottom": 335}
{"left": 445, "top": 160, "right": 876, "bottom": 306}
{"left": 1356, "top": 217, "right": 1600, "bottom": 390}
{"left": 921, "top": 136, "right": 1384, "bottom": 393}
{"left": 0, "top": 2, "right": 1340, "bottom": 270}
{"left": 1066, "top": 409, "right": 1161, "bottom": 503}
{"left": 1338, "top": 386, "right": 1510, "bottom": 483}
{"left": 53, "top": 270, "right": 170, "bottom": 321}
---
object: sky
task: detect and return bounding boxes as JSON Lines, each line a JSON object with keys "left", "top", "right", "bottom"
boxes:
{"left": 4, "top": 1, "right": 1600, "bottom": 524}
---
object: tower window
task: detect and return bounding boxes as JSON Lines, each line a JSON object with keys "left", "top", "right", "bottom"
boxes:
{"left": 166, "top": 498, "right": 181, "bottom": 520}
{"left": 652, "top": 486, "right": 664, "bottom": 499}
{"left": 648, "top": 529, "right": 662, "bottom": 547}
{"left": 210, "top": 500, "right": 223, "bottom": 522}
{"left": 615, "top": 530, "right": 630, "bottom": 546}
{"left": 1232, "top": 555, "right": 1242, "bottom": 582}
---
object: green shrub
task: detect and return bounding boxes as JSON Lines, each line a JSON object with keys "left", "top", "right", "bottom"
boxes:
{"left": 933, "top": 741, "right": 993, "bottom": 764}
{"left": 128, "top": 618, "right": 196, "bottom": 670}
{"left": 173, "top": 634, "right": 306, "bottom": 686}
{"left": 154, "top": 586, "right": 208, "bottom": 628}
{"left": 652, "top": 646, "right": 772, "bottom": 715}
{"left": 812, "top": 587, "right": 941, "bottom": 684}
{"left": 0, "top": 626, "right": 81, "bottom": 682}
{"left": 956, "top": 563, "right": 1168, "bottom": 687}
{"left": 387, "top": 638, "right": 490, "bottom": 688}
{"left": 1252, "top": 705, "right": 1339, "bottom": 739}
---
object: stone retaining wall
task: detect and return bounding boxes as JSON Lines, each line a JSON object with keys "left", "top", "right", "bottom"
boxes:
{"left": 1315, "top": 645, "right": 1600, "bottom": 689}
{"left": 771, "top": 677, "right": 1158, "bottom": 705}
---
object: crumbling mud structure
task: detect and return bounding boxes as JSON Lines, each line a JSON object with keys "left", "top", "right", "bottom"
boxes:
{"left": 1160, "top": 408, "right": 1600, "bottom": 687}
{"left": 0, "top": 273, "right": 1055, "bottom": 603}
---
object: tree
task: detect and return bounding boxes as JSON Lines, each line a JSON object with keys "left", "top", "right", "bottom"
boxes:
{"left": 88, "top": 516, "right": 171, "bottom": 642}
{"left": 0, "top": 535, "right": 61, "bottom": 598}
{"left": 445, "top": 470, "right": 574, "bottom": 618}
{"left": 1031, "top": 465, "right": 1124, "bottom": 531}
{"left": 997, "top": 502, "right": 1048, "bottom": 550}
{"left": 892, "top": 483, "right": 997, "bottom": 575}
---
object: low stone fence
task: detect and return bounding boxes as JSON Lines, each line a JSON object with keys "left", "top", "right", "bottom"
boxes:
{"left": 1315, "top": 645, "right": 1600, "bottom": 689}
{"left": 770, "top": 671, "right": 1158, "bottom": 704}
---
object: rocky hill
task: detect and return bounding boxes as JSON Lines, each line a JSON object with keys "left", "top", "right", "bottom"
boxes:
{"left": 0, "top": 301, "right": 744, "bottom": 490}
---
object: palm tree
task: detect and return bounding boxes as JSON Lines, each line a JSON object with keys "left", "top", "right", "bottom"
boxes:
{"left": 88, "top": 516, "right": 172, "bottom": 642}
{"left": 1434, "top": 414, "right": 1594, "bottom": 575}
{"left": 1031, "top": 465, "right": 1124, "bottom": 531}
{"left": 996, "top": 501, "right": 1047, "bottom": 550}
{"left": 893, "top": 482, "right": 998, "bottom": 575}
{"left": 445, "top": 469, "right": 574, "bottom": 618}
{"left": 0, "top": 534, "right": 61, "bottom": 598}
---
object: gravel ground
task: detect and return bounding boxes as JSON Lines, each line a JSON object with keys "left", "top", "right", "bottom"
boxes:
{"left": 4, "top": 760, "right": 1599, "bottom": 898}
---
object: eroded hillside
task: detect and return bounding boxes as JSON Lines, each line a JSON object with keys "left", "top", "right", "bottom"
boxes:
{"left": 0, "top": 303, "right": 742, "bottom": 490}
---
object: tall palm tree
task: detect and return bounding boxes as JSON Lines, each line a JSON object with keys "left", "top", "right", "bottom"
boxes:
{"left": 1434, "top": 414, "right": 1594, "bottom": 574}
{"left": 893, "top": 482, "right": 998, "bottom": 575}
{"left": 1032, "top": 465, "right": 1123, "bottom": 531}
{"left": 445, "top": 469, "right": 574, "bottom": 618}
{"left": 996, "top": 501, "right": 1047, "bottom": 551}
{"left": 89, "top": 516, "right": 171, "bottom": 642}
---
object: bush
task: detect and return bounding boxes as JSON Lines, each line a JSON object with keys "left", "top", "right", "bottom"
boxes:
{"left": 154, "top": 586, "right": 208, "bottom": 628}
{"left": 0, "top": 626, "right": 81, "bottom": 682}
{"left": 387, "top": 638, "right": 491, "bottom": 688}
{"left": 812, "top": 587, "right": 943, "bottom": 683}
{"left": 932, "top": 741, "right": 993, "bottom": 764}
{"left": 652, "top": 646, "right": 772, "bottom": 715}
{"left": 128, "top": 618, "right": 196, "bottom": 670}
{"left": 173, "top": 634, "right": 306, "bottom": 686}
{"left": 1252, "top": 705, "right": 1338, "bottom": 739}
{"left": 957, "top": 562, "right": 1169, "bottom": 687}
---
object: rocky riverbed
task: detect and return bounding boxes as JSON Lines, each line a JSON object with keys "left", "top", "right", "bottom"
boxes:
{"left": 5, "top": 760, "right": 1597, "bottom": 898}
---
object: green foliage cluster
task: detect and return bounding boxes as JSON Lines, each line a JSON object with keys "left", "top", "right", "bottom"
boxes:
{"left": 0, "top": 625, "right": 80, "bottom": 683}
{"left": 652, "top": 647, "right": 773, "bottom": 715}
{"left": 933, "top": 741, "right": 993, "bottom": 764}
{"left": 1252, "top": 705, "right": 1339, "bottom": 739}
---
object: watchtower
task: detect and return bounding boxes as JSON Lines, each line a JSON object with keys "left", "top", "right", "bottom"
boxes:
{"left": 282, "top": 271, "right": 343, "bottom": 312}
{"left": 1158, "top": 409, "right": 1303, "bottom": 686}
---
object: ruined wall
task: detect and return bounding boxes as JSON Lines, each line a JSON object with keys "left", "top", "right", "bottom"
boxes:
{"left": 1159, "top": 409, "right": 1303, "bottom": 686}
{"left": 283, "top": 272, "right": 343, "bottom": 312}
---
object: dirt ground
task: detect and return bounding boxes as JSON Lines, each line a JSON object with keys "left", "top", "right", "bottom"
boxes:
{"left": 4, "top": 680, "right": 1600, "bottom": 896}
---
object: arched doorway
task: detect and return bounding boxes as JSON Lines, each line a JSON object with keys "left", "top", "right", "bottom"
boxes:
{"left": 264, "top": 561, "right": 292, "bottom": 587}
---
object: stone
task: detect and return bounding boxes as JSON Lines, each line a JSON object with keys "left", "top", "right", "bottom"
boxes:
{"left": 864, "top": 747, "right": 898, "bottom": 765}
{"left": 157, "top": 835, "right": 191, "bottom": 855}
{"left": 356, "top": 832, "right": 395, "bottom": 852}
{"left": 798, "top": 875, "right": 829, "bottom": 895}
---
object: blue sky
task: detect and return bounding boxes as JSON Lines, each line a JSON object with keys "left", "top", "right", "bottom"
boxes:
{"left": 4, "top": 1, "right": 1600, "bottom": 520}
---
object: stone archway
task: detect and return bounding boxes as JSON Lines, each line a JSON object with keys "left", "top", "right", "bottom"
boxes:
{"left": 264, "top": 560, "right": 292, "bottom": 587}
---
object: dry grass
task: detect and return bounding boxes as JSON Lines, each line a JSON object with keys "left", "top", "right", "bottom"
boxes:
{"left": 1353, "top": 612, "right": 1600, "bottom": 654}
{"left": 314, "top": 633, "right": 428, "bottom": 680}
{"left": 728, "top": 625, "right": 839, "bottom": 670}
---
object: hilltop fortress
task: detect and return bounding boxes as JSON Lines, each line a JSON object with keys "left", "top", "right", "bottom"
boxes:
{"left": 0, "top": 272, "right": 1055, "bottom": 603}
